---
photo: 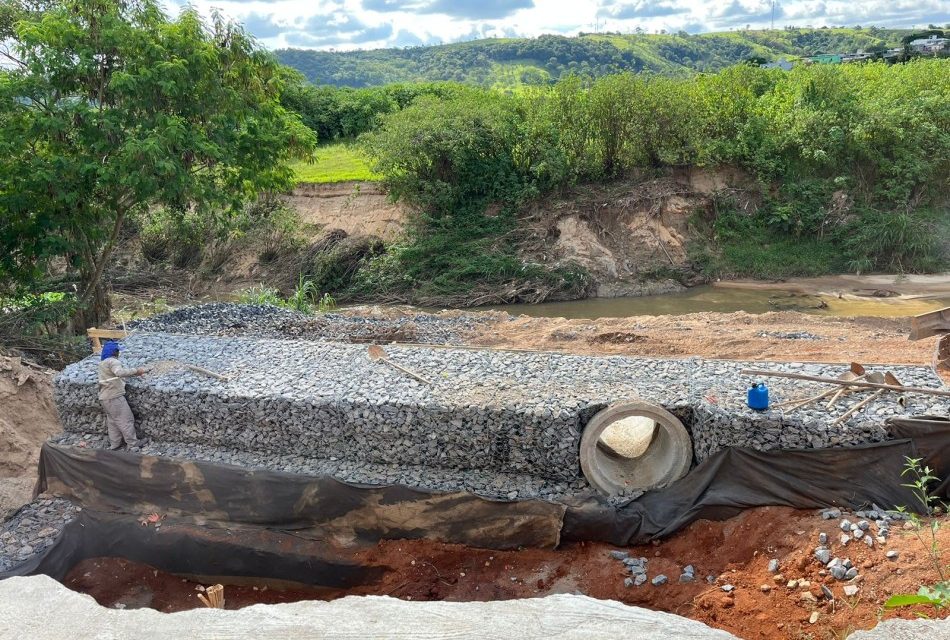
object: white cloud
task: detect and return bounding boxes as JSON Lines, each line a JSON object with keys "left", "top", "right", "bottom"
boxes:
{"left": 159, "top": 0, "right": 949, "bottom": 50}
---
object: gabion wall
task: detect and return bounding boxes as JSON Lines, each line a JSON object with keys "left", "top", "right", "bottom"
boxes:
{"left": 54, "top": 334, "right": 946, "bottom": 482}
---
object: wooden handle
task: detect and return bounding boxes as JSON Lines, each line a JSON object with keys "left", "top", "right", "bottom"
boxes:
{"left": 383, "top": 359, "right": 432, "bottom": 385}
{"left": 739, "top": 369, "right": 950, "bottom": 397}
{"left": 183, "top": 364, "right": 230, "bottom": 381}
{"left": 833, "top": 390, "right": 886, "bottom": 425}
{"left": 826, "top": 373, "right": 869, "bottom": 408}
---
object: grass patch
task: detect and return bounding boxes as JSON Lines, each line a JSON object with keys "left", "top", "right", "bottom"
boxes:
{"left": 291, "top": 142, "right": 380, "bottom": 184}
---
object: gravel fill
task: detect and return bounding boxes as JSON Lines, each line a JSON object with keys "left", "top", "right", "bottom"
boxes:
{"left": 52, "top": 328, "right": 947, "bottom": 498}
{"left": 0, "top": 498, "right": 79, "bottom": 573}
{"left": 127, "top": 303, "right": 486, "bottom": 346}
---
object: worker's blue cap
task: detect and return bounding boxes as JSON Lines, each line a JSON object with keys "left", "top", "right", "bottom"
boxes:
{"left": 100, "top": 341, "right": 123, "bottom": 360}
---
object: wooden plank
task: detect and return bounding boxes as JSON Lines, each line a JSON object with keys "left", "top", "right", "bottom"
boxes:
{"left": 910, "top": 307, "right": 950, "bottom": 340}
{"left": 87, "top": 328, "right": 129, "bottom": 339}
{"left": 87, "top": 327, "right": 129, "bottom": 354}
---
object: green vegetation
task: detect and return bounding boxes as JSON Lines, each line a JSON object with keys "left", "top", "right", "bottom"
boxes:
{"left": 342, "top": 60, "right": 947, "bottom": 301}
{"left": 290, "top": 143, "right": 379, "bottom": 183}
{"left": 238, "top": 278, "right": 337, "bottom": 314}
{"left": 0, "top": 0, "right": 316, "bottom": 328}
{"left": 884, "top": 457, "right": 949, "bottom": 612}
{"left": 276, "top": 28, "right": 922, "bottom": 88}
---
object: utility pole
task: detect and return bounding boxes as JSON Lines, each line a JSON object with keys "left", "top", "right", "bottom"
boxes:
{"left": 771, "top": 1, "right": 778, "bottom": 30}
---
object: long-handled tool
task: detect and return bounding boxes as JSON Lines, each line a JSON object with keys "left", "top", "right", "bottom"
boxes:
{"left": 99, "top": 360, "right": 231, "bottom": 384}
{"left": 826, "top": 364, "right": 871, "bottom": 408}
{"left": 776, "top": 362, "right": 865, "bottom": 411}
{"left": 833, "top": 371, "right": 902, "bottom": 425}
{"left": 368, "top": 345, "right": 432, "bottom": 385}
{"left": 738, "top": 369, "right": 950, "bottom": 398}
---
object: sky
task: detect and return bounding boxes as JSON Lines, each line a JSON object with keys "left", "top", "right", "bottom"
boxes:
{"left": 162, "top": 0, "right": 949, "bottom": 51}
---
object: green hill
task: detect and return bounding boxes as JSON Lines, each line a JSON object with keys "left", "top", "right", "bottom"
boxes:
{"left": 275, "top": 27, "right": 914, "bottom": 87}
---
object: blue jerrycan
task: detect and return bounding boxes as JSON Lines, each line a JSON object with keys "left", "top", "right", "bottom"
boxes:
{"left": 747, "top": 383, "right": 769, "bottom": 411}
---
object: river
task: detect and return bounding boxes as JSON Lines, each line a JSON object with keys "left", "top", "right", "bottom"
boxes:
{"left": 488, "top": 284, "right": 950, "bottom": 320}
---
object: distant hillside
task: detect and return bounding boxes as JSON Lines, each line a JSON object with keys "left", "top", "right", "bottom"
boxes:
{"left": 276, "top": 27, "right": 914, "bottom": 87}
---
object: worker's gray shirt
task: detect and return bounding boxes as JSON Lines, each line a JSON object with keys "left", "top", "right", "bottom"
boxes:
{"left": 97, "top": 357, "right": 138, "bottom": 401}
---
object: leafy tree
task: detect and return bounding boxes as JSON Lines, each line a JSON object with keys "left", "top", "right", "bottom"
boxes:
{"left": 0, "top": 0, "right": 316, "bottom": 325}
{"left": 360, "top": 92, "right": 524, "bottom": 214}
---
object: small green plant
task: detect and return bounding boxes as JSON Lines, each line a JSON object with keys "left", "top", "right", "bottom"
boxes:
{"left": 237, "top": 284, "right": 286, "bottom": 308}
{"left": 287, "top": 276, "right": 319, "bottom": 313}
{"left": 237, "top": 277, "right": 335, "bottom": 315}
{"left": 316, "top": 292, "right": 337, "bottom": 312}
{"left": 884, "top": 457, "right": 949, "bottom": 612}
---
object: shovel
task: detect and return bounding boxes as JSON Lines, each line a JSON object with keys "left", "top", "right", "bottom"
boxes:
{"left": 778, "top": 362, "right": 865, "bottom": 411}
{"left": 368, "top": 345, "right": 432, "bottom": 385}
{"left": 832, "top": 371, "right": 900, "bottom": 425}
{"left": 826, "top": 365, "right": 872, "bottom": 408}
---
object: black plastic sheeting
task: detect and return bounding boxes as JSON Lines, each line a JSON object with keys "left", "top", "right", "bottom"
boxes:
{"left": 1, "top": 509, "right": 385, "bottom": 586}
{"left": 34, "top": 443, "right": 566, "bottom": 549}
{"left": 565, "top": 415, "right": 950, "bottom": 544}
{"left": 2, "top": 416, "right": 948, "bottom": 583}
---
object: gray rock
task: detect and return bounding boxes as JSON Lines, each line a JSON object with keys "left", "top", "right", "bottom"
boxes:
{"left": 814, "top": 548, "right": 831, "bottom": 564}
{"left": 845, "top": 568, "right": 858, "bottom": 580}
{"left": 818, "top": 532, "right": 828, "bottom": 545}
{"left": 821, "top": 508, "right": 841, "bottom": 520}
{"left": 721, "top": 584, "right": 735, "bottom": 593}
{"left": 843, "top": 585, "right": 859, "bottom": 597}
{"left": 830, "top": 565, "right": 847, "bottom": 580}
{"left": 886, "top": 550, "right": 899, "bottom": 560}
{"left": 651, "top": 575, "right": 668, "bottom": 586}
{"left": 610, "top": 550, "right": 629, "bottom": 560}
{"left": 767, "top": 559, "right": 779, "bottom": 573}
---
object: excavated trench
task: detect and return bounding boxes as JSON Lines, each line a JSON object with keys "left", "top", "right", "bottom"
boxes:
{"left": 2, "top": 332, "right": 949, "bottom": 614}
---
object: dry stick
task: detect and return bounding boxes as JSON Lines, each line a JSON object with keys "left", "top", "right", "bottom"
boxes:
{"left": 738, "top": 369, "right": 950, "bottom": 398}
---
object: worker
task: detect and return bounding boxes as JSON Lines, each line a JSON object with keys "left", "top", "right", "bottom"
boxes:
{"left": 98, "top": 341, "right": 149, "bottom": 450}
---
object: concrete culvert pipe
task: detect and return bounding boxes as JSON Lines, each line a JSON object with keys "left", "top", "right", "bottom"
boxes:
{"left": 580, "top": 401, "right": 692, "bottom": 496}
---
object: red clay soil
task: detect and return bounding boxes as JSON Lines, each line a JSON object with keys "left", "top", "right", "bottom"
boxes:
{"left": 65, "top": 507, "right": 949, "bottom": 640}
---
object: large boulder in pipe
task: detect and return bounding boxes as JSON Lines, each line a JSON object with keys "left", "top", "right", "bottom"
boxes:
{"left": 0, "top": 575, "right": 741, "bottom": 639}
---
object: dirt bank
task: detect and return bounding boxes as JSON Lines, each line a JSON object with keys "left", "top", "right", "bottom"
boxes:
{"left": 64, "top": 506, "right": 949, "bottom": 639}
{"left": 716, "top": 274, "right": 950, "bottom": 299}
{"left": 285, "top": 181, "right": 405, "bottom": 241}
{"left": 0, "top": 356, "right": 59, "bottom": 518}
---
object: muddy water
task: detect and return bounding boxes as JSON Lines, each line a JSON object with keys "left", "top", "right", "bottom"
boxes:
{"left": 489, "top": 285, "right": 950, "bottom": 320}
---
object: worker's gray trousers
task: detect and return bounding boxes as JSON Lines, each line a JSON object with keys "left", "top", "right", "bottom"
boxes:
{"left": 100, "top": 396, "right": 141, "bottom": 449}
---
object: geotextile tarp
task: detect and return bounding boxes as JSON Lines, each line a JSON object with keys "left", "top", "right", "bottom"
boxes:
{"left": 34, "top": 443, "right": 567, "bottom": 549}
{"left": 3, "top": 416, "right": 948, "bottom": 583}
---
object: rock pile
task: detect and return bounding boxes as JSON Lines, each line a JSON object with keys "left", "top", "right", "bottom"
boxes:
{"left": 0, "top": 498, "right": 78, "bottom": 573}
{"left": 127, "top": 303, "right": 485, "bottom": 346}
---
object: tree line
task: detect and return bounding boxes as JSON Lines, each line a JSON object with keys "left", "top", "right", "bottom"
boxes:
{"left": 275, "top": 28, "right": 920, "bottom": 88}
